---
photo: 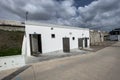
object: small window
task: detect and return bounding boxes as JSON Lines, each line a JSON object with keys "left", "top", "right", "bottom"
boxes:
{"left": 51, "top": 34, "right": 55, "bottom": 38}
{"left": 72, "top": 37, "right": 75, "bottom": 40}
{"left": 51, "top": 27, "right": 54, "bottom": 30}
{"left": 69, "top": 32, "right": 72, "bottom": 35}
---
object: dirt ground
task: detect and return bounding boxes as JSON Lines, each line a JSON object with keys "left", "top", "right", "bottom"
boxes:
{"left": 84, "top": 41, "right": 117, "bottom": 52}
{"left": 1, "top": 41, "right": 120, "bottom": 80}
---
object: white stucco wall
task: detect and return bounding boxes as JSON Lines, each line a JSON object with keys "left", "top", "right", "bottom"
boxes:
{"left": 0, "top": 55, "right": 25, "bottom": 71}
{"left": 22, "top": 35, "right": 26, "bottom": 56}
{"left": 25, "top": 24, "right": 90, "bottom": 56}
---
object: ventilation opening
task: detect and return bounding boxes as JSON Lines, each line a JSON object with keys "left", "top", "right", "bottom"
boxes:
{"left": 72, "top": 37, "right": 75, "bottom": 40}
{"left": 51, "top": 34, "right": 55, "bottom": 38}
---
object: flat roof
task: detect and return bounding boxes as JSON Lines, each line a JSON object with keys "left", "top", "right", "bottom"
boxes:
{"left": 25, "top": 21, "right": 89, "bottom": 30}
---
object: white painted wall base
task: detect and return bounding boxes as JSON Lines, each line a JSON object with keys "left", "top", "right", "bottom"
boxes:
{"left": 0, "top": 55, "right": 25, "bottom": 71}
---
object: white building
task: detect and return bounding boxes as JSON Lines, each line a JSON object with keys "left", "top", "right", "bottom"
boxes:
{"left": 109, "top": 28, "right": 120, "bottom": 41}
{"left": 22, "top": 22, "right": 90, "bottom": 57}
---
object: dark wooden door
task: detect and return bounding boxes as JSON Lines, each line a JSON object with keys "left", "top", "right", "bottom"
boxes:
{"left": 63, "top": 38, "right": 70, "bottom": 52}
{"left": 85, "top": 38, "right": 88, "bottom": 47}
{"left": 78, "top": 38, "right": 83, "bottom": 48}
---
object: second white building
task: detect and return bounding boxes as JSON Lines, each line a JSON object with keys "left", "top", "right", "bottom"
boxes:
{"left": 22, "top": 22, "right": 90, "bottom": 57}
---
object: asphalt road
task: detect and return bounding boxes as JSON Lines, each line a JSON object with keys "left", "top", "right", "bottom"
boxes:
{"left": 2, "top": 42, "right": 120, "bottom": 80}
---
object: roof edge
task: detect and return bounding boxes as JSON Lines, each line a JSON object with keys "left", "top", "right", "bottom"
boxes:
{"left": 25, "top": 21, "right": 89, "bottom": 30}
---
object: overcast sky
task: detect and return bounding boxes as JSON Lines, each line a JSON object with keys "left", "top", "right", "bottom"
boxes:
{"left": 0, "top": 0, "right": 120, "bottom": 31}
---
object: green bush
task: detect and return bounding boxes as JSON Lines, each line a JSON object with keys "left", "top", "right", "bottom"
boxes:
{"left": 0, "top": 48, "right": 21, "bottom": 57}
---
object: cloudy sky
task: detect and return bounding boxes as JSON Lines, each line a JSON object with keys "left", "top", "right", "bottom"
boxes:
{"left": 0, "top": 0, "right": 120, "bottom": 31}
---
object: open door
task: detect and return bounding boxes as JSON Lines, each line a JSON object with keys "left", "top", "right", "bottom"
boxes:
{"left": 29, "top": 34, "right": 42, "bottom": 56}
{"left": 63, "top": 37, "right": 70, "bottom": 52}
{"left": 78, "top": 38, "right": 83, "bottom": 49}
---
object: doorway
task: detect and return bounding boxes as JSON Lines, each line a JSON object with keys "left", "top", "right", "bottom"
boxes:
{"left": 78, "top": 38, "right": 83, "bottom": 49}
{"left": 29, "top": 34, "right": 42, "bottom": 56}
{"left": 63, "top": 37, "right": 70, "bottom": 52}
{"left": 85, "top": 38, "right": 88, "bottom": 47}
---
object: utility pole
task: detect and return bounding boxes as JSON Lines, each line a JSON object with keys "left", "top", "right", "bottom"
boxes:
{"left": 26, "top": 11, "right": 28, "bottom": 21}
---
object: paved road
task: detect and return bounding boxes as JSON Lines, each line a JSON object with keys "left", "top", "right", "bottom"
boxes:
{"left": 2, "top": 42, "right": 120, "bottom": 80}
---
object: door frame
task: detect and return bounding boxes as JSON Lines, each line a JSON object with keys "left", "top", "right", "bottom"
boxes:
{"left": 29, "top": 34, "right": 42, "bottom": 56}
{"left": 78, "top": 38, "right": 83, "bottom": 49}
{"left": 63, "top": 37, "right": 70, "bottom": 52}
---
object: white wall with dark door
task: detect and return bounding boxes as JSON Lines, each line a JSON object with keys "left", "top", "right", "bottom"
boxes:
{"left": 23, "top": 23, "right": 90, "bottom": 56}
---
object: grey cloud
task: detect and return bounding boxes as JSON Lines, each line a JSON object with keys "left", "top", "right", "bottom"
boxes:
{"left": 0, "top": 0, "right": 120, "bottom": 31}
{"left": 77, "top": 0, "right": 120, "bottom": 31}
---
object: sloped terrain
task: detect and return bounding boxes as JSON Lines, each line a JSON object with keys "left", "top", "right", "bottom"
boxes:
{"left": 0, "top": 29, "right": 24, "bottom": 57}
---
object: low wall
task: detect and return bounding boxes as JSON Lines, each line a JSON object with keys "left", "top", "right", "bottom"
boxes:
{"left": 109, "top": 35, "right": 118, "bottom": 41}
{"left": 0, "top": 55, "right": 25, "bottom": 71}
{"left": 90, "top": 30, "right": 108, "bottom": 46}
{"left": 0, "top": 26, "right": 25, "bottom": 31}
